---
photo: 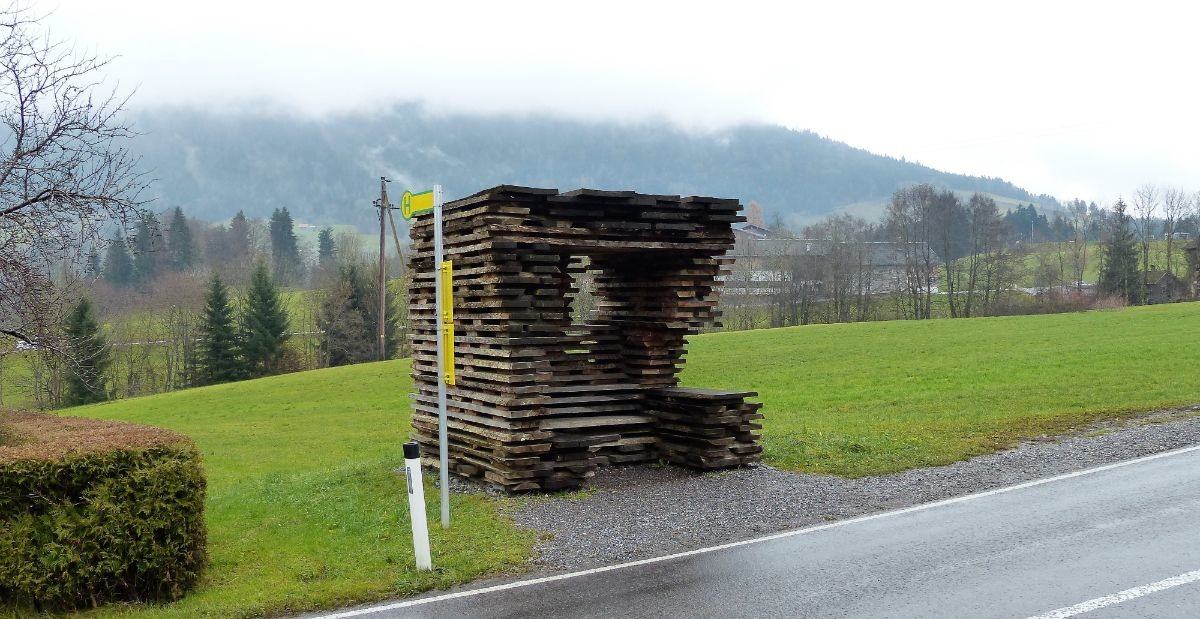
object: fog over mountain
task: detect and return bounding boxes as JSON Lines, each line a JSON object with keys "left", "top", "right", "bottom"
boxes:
{"left": 132, "top": 105, "right": 1055, "bottom": 230}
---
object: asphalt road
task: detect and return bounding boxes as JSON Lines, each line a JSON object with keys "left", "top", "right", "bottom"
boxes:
{"left": 322, "top": 445, "right": 1200, "bottom": 619}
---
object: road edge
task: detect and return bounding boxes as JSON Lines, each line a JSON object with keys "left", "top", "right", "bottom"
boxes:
{"left": 310, "top": 442, "right": 1200, "bottom": 618}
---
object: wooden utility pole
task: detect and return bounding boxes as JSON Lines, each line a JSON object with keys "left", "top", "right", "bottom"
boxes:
{"left": 377, "top": 177, "right": 391, "bottom": 361}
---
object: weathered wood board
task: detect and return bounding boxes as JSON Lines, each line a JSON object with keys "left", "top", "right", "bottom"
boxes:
{"left": 408, "top": 185, "right": 762, "bottom": 491}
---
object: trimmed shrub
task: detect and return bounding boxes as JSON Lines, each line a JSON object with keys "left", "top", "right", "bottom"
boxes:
{"left": 0, "top": 410, "right": 207, "bottom": 611}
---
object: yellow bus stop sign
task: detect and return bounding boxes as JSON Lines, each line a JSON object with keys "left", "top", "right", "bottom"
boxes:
{"left": 401, "top": 189, "right": 436, "bottom": 219}
{"left": 439, "top": 260, "right": 455, "bottom": 386}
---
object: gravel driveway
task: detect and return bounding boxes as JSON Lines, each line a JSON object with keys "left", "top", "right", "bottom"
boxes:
{"left": 509, "top": 406, "right": 1200, "bottom": 572}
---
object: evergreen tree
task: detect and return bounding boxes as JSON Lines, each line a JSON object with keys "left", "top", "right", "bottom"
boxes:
{"left": 132, "top": 211, "right": 166, "bottom": 286}
{"left": 102, "top": 237, "right": 135, "bottom": 288}
{"left": 205, "top": 222, "right": 230, "bottom": 271}
{"left": 317, "top": 227, "right": 336, "bottom": 268}
{"left": 229, "top": 210, "right": 252, "bottom": 262}
{"left": 240, "top": 261, "right": 290, "bottom": 376}
{"left": 316, "top": 263, "right": 400, "bottom": 366}
{"left": 197, "top": 273, "right": 246, "bottom": 385}
{"left": 62, "top": 297, "right": 110, "bottom": 406}
{"left": 367, "top": 263, "right": 401, "bottom": 359}
{"left": 269, "top": 207, "right": 302, "bottom": 285}
{"left": 167, "top": 206, "right": 196, "bottom": 271}
{"left": 317, "top": 263, "right": 374, "bottom": 366}
{"left": 84, "top": 246, "right": 102, "bottom": 280}
{"left": 1099, "top": 199, "right": 1142, "bottom": 304}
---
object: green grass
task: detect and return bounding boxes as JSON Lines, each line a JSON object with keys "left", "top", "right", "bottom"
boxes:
{"left": 1018, "top": 239, "right": 1187, "bottom": 286}
{"left": 20, "top": 301, "right": 1200, "bottom": 616}
{"left": 681, "top": 301, "right": 1200, "bottom": 476}
{"left": 0, "top": 288, "right": 325, "bottom": 410}
{"left": 66, "top": 361, "right": 534, "bottom": 618}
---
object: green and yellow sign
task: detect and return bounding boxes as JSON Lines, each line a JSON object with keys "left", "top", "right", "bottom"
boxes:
{"left": 401, "top": 189, "right": 436, "bottom": 219}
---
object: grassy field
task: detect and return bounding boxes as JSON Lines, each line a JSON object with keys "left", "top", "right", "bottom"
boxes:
{"left": 68, "top": 362, "right": 534, "bottom": 618}
{"left": 1018, "top": 239, "right": 1187, "bottom": 286}
{"left": 22, "top": 301, "right": 1200, "bottom": 616}
{"left": 683, "top": 301, "right": 1200, "bottom": 476}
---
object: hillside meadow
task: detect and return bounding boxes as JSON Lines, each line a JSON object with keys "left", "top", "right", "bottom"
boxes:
{"left": 25, "top": 301, "right": 1200, "bottom": 616}
{"left": 65, "top": 362, "right": 531, "bottom": 618}
{"left": 1017, "top": 238, "right": 1187, "bottom": 286}
{"left": 682, "top": 301, "right": 1200, "bottom": 475}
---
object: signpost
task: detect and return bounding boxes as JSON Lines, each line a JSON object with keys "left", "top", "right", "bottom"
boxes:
{"left": 402, "top": 184, "right": 452, "bottom": 529}
{"left": 402, "top": 441, "right": 432, "bottom": 570}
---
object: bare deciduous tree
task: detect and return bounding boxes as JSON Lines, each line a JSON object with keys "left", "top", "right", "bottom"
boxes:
{"left": 962, "top": 193, "right": 1011, "bottom": 316}
{"left": 886, "top": 185, "right": 937, "bottom": 320}
{"left": 1194, "top": 191, "right": 1200, "bottom": 238}
{"left": 1162, "top": 187, "right": 1189, "bottom": 274}
{"left": 1131, "top": 184, "right": 1158, "bottom": 282}
{"left": 804, "top": 214, "right": 876, "bottom": 323}
{"left": 0, "top": 6, "right": 145, "bottom": 350}
{"left": 1067, "top": 200, "right": 1091, "bottom": 292}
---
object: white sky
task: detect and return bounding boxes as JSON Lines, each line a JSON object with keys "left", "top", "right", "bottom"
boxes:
{"left": 42, "top": 0, "right": 1200, "bottom": 205}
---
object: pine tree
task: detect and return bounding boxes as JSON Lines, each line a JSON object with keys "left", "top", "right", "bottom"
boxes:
{"left": 63, "top": 297, "right": 111, "bottom": 406}
{"left": 102, "top": 237, "right": 135, "bottom": 288}
{"left": 317, "top": 227, "right": 336, "bottom": 268}
{"left": 132, "top": 211, "right": 166, "bottom": 286}
{"left": 229, "top": 210, "right": 252, "bottom": 262}
{"left": 198, "top": 273, "right": 246, "bottom": 385}
{"left": 367, "top": 263, "right": 400, "bottom": 359}
{"left": 269, "top": 207, "right": 302, "bottom": 285}
{"left": 205, "top": 222, "right": 230, "bottom": 271}
{"left": 318, "top": 263, "right": 373, "bottom": 366}
{"left": 84, "top": 246, "right": 102, "bottom": 280}
{"left": 167, "top": 206, "right": 196, "bottom": 272}
{"left": 316, "top": 263, "right": 400, "bottom": 366}
{"left": 1099, "top": 199, "right": 1142, "bottom": 304}
{"left": 240, "top": 261, "right": 290, "bottom": 376}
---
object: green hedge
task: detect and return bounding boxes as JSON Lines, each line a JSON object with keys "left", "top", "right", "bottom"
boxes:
{"left": 0, "top": 411, "right": 207, "bottom": 611}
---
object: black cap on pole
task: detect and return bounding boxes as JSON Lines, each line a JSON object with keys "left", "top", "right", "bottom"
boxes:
{"left": 403, "top": 441, "right": 420, "bottom": 460}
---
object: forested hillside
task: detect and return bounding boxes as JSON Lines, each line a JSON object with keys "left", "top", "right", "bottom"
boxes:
{"left": 131, "top": 104, "right": 1053, "bottom": 228}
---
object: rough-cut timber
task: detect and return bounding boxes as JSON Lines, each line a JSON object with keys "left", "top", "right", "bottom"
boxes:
{"left": 645, "top": 388, "right": 764, "bottom": 469}
{"left": 408, "top": 185, "right": 762, "bottom": 491}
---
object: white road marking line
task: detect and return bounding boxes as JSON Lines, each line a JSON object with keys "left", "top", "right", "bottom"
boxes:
{"left": 312, "top": 443, "right": 1200, "bottom": 619}
{"left": 1027, "top": 569, "right": 1200, "bottom": 618}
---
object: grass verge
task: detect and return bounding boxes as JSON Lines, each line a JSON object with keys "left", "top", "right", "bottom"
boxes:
{"left": 64, "top": 361, "right": 534, "bottom": 618}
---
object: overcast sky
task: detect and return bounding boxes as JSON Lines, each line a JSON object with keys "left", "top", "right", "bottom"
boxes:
{"left": 44, "top": 0, "right": 1200, "bottom": 205}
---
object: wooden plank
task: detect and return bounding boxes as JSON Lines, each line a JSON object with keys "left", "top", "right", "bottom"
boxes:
{"left": 406, "top": 184, "right": 759, "bottom": 492}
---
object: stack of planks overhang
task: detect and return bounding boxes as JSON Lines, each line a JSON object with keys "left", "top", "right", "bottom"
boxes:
{"left": 408, "top": 185, "right": 763, "bottom": 492}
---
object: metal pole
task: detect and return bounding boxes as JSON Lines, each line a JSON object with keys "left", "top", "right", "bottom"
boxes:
{"left": 431, "top": 184, "right": 450, "bottom": 528}
{"left": 378, "top": 177, "right": 390, "bottom": 361}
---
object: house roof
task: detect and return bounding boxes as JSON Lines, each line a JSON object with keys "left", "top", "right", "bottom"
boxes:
{"left": 734, "top": 223, "right": 773, "bottom": 239}
{"left": 740, "top": 238, "right": 934, "bottom": 265}
{"left": 1144, "top": 270, "right": 1180, "bottom": 284}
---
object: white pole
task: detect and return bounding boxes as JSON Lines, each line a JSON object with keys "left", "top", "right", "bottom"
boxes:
{"left": 431, "top": 184, "right": 450, "bottom": 529}
{"left": 402, "top": 441, "right": 432, "bottom": 570}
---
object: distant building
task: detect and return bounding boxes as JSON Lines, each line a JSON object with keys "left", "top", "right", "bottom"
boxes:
{"left": 1143, "top": 270, "right": 1190, "bottom": 305}
{"left": 725, "top": 224, "right": 936, "bottom": 298}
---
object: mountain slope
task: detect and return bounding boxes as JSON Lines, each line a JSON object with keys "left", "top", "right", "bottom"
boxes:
{"left": 131, "top": 104, "right": 1053, "bottom": 228}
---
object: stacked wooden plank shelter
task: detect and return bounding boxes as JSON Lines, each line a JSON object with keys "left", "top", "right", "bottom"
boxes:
{"left": 408, "top": 185, "right": 763, "bottom": 492}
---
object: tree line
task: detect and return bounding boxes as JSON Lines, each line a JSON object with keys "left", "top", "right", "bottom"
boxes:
{"left": 6, "top": 198, "right": 409, "bottom": 408}
{"left": 721, "top": 183, "right": 1200, "bottom": 330}
{"left": 96, "top": 206, "right": 314, "bottom": 290}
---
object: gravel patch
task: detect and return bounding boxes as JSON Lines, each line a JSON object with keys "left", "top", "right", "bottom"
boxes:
{"left": 509, "top": 406, "right": 1200, "bottom": 572}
